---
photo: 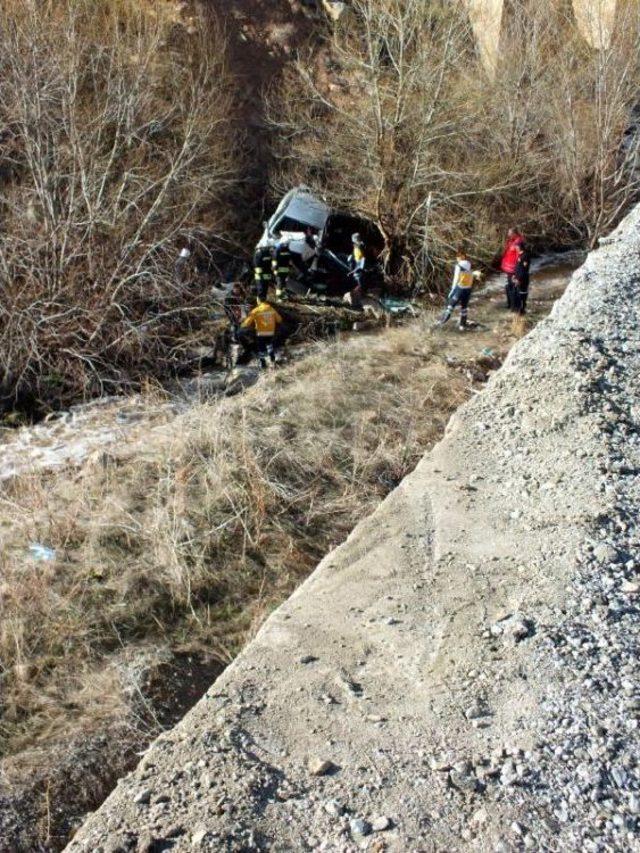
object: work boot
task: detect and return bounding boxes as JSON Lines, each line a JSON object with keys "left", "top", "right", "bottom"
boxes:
{"left": 438, "top": 309, "right": 452, "bottom": 326}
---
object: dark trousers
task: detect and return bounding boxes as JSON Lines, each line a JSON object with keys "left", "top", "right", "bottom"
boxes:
{"left": 505, "top": 275, "right": 516, "bottom": 310}
{"left": 256, "top": 336, "right": 275, "bottom": 366}
{"left": 516, "top": 285, "right": 529, "bottom": 315}
{"left": 440, "top": 286, "right": 472, "bottom": 326}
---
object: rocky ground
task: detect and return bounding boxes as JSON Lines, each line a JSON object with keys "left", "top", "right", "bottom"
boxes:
{"left": 64, "top": 209, "right": 640, "bottom": 852}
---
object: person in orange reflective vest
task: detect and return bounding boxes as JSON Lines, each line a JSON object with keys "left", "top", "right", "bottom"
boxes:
{"left": 239, "top": 298, "right": 283, "bottom": 368}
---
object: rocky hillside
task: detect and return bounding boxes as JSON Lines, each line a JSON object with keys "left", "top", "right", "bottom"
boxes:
{"left": 66, "top": 211, "right": 640, "bottom": 851}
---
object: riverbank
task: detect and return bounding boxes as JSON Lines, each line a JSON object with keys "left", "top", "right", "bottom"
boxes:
{"left": 66, "top": 209, "right": 640, "bottom": 853}
{"left": 0, "top": 271, "right": 569, "bottom": 851}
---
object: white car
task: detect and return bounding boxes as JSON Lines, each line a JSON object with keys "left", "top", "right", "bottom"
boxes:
{"left": 256, "top": 186, "right": 384, "bottom": 296}
{"left": 256, "top": 186, "right": 330, "bottom": 263}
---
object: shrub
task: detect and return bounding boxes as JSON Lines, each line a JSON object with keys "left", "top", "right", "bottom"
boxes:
{"left": 0, "top": 0, "right": 240, "bottom": 412}
{"left": 270, "top": 0, "right": 640, "bottom": 282}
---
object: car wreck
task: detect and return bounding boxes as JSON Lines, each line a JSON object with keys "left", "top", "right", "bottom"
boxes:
{"left": 256, "top": 186, "right": 385, "bottom": 297}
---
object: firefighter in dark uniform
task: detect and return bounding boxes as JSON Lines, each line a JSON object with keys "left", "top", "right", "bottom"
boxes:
{"left": 253, "top": 246, "right": 274, "bottom": 301}
{"left": 272, "top": 240, "right": 292, "bottom": 298}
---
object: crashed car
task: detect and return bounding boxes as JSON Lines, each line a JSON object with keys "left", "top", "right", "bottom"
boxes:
{"left": 256, "top": 186, "right": 384, "bottom": 297}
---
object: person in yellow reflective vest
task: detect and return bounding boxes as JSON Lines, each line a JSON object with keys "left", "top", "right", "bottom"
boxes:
{"left": 239, "top": 298, "right": 283, "bottom": 368}
{"left": 347, "top": 232, "right": 367, "bottom": 309}
{"left": 437, "top": 248, "right": 479, "bottom": 330}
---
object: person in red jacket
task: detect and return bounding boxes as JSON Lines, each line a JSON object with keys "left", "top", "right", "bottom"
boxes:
{"left": 500, "top": 227, "right": 524, "bottom": 311}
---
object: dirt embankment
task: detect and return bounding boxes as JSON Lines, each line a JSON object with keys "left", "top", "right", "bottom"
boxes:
{"left": 66, "top": 213, "right": 640, "bottom": 851}
{"left": 2, "top": 274, "right": 574, "bottom": 852}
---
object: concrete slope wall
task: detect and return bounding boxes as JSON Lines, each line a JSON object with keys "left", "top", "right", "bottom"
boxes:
{"left": 68, "top": 209, "right": 640, "bottom": 852}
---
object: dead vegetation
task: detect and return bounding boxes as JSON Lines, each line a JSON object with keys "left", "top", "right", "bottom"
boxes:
{"left": 0, "top": 0, "right": 637, "bottom": 413}
{"left": 0, "top": 308, "right": 517, "bottom": 847}
{"left": 271, "top": 0, "right": 640, "bottom": 277}
{"left": 0, "top": 268, "right": 570, "bottom": 848}
{"left": 0, "top": 322, "right": 463, "bottom": 751}
{"left": 0, "top": 0, "right": 240, "bottom": 414}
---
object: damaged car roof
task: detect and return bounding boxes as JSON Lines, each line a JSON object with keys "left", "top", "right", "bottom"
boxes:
{"left": 258, "top": 187, "right": 330, "bottom": 247}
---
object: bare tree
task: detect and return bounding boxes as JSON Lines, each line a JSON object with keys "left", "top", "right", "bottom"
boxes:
{"left": 270, "top": 1, "right": 485, "bottom": 276}
{"left": 0, "top": 0, "right": 240, "bottom": 409}
{"left": 271, "top": 0, "right": 640, "bottom": 283}
{"left": 545, "top": 1, "right": 640, "bottom": 244}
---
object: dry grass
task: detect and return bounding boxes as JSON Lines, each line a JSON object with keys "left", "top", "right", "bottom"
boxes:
{"left": 0, "top": 317, "right": 477, "bottom": 758}
{"left": 0, "top": 281, "right": 567, "bottom": 847}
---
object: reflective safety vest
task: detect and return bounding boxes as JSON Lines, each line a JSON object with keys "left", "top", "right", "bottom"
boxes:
{"left": 458, "top": 269, "right": 474, "bottom": 288}
{"left": 241, "top": 302, "right": 283, "bottom": 336}
{"left": 351, "top": 246, "right": 365, "bottom": 268}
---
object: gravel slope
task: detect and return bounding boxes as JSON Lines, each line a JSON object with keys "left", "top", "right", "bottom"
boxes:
{"left": 67, "top": 209, "right": 640, "bottom": 853}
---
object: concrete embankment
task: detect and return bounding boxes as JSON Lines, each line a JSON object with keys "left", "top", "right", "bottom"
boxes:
{"left": 68, "top": 210, "right": 640, "bottom": 852}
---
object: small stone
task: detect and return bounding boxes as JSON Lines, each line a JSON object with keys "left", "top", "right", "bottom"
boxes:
{"left": 611, "top": 766, "right": 628, "bottom": 787}
{"left": 430, "top": 754, "right": 454, "bottom": 771}
{"left": 471, "top": 808, "right": 488, "bottom": 826}
{"left": 324, "top": 799, "right": 344, "bottom": 817}
{"left": 350, "top": 818, "right": 372, "bottom": 838}
{"left": 593, "top": 543, "right": 619, "bottom": 563}
{"left": 191, "top": 829, "right": 208, "bottom": 846}
{"left": 621, "top": 581, "right": 639, "bottom": 594}
{"left": 371, "top": 816, "right": 392, "bottom": 832}
{"left": 133, "top": 789, "right": 151, "bottom": 805}
{"left": 450, "top": 770, "right": 479, "bottom": 794}
{"left": 309, "top": 758, "right": 336, "bottom": 776}
{"left": 500, "top": 759, "right": 518, "bottom": 786}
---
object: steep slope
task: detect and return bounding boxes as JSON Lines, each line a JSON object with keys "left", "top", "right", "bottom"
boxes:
{"left": 67, "top": 213, "right": 640, "bottom": 850}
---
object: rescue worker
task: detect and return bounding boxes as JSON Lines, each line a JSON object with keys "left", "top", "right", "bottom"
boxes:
{"left": 347, "top": 233, "right": 367, "bottom": 309}
{"left": 239, "top": 297, "right": 283, "bottom": 369}
{"left": 500, "top": 227, "right": 524, "bottom": 311}
{"left": 272, "top": 240, "right": 292, "bottom": 298}
{"left": 514, "top": 241, "right": 531, "bottom": 315}
{"left": 253, "top": 246, "right": 274, "bottom": 301}
{"left": 438, "top": 248, "right": 476, "bottom": 330}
